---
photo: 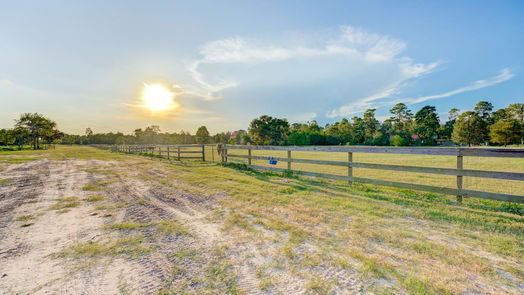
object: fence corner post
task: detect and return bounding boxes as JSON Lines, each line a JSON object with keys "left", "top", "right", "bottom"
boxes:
{"left": 456, "top": 149, "right": 463, "bottom": 203}
{"left": 248, "top": 147, "right": 252, "bottom": 165}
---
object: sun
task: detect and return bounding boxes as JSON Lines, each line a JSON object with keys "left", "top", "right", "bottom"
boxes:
{"left": 142, "top": 84, "right": 176, "bottom": 111}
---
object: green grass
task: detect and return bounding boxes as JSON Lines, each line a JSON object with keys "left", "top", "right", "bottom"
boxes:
{"left": 49, "top": 197, "right": 80, "bottom": 211}
{"left": 306, "top": 278, "right": 333, "bottom": 294}
{"left": 85, "top": 195, "right": 105, "bottom": 202}
{"left": 0, "top": 157, "right": 40, "bottom": 164}
{"left": 0, "top": 178, "right": 13, "bottom": 185}
{"left": 105, "top": 220, "right": 191, "bottom": 236}
{"left": 60, "top": 234, "right": 151, "bottom": 259}
{"left": 94, "top": 203, "right": 126, "bottom": 211}
{"left": 16, "top": 215, "right": 34, "bottom": 222}
{"left": 82, "top": 184, "right": 101, "bottom": 191}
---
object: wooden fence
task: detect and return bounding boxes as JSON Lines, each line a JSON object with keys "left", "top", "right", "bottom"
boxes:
{"left": 221, "top": 145, "right": 524, "bottom": 204}
{"left": 113, "top": 144, "right": 208, "bottom": 161}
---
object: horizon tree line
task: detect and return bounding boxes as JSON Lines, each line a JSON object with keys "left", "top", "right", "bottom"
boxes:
{"left": 1, "top": 101, "right": 522, "bottom": 148}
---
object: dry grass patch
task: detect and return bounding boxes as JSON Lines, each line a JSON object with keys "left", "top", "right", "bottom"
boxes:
{"left": 49, "top": 197, "right": 80, "bottom": 211}
{"left": 85, "top": 195, "right": 105, "bottom": 202}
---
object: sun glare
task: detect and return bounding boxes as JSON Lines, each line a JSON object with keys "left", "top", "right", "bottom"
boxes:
{"left": 142, "top": 84, "right": 176, "bottom": 111}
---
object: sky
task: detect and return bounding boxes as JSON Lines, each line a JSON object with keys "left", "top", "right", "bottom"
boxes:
{"left": 1, "top": 0, "right": 523, "bottom": 134}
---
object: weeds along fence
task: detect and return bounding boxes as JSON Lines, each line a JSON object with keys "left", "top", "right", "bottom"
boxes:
{"left": 112, "top": 144, "right": 213, "bottom": 161}
{"left": 221, "top": 145, "right": 524, "bottom": 204}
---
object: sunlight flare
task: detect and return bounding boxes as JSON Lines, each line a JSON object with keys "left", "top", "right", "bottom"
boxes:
{"left": 141, "top": 84, "right": 177, "bottom": 111}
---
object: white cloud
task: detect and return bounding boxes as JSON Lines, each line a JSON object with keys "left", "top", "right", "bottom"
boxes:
{"left": 187, "top": 26, "right": 426, "bottom": 100}
{"left": 182, "top": 26, "right": 514, "bottom": 126}
{"left": 326, "top": 68, "right": 513, "bottom": 118}
{"left": 401, "top": 68, "right": 514, "bottom": 104}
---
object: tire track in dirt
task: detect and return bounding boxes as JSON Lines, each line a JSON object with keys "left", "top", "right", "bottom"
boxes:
{"left": 112, "top": 162, "right": 267, "bottom": 295}
{"left": 0, "top": 159, "right": 114, "bottom": 294}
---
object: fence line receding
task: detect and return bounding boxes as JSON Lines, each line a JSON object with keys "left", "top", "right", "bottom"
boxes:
{"left": 221, "top": 145, "right": 524, "bottom": 204}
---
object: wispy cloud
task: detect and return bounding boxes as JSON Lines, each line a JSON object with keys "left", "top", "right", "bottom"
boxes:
{"left": 327, "top": 68, "right": 513, "bottom": 117}
{"left": 187, "top": 26, "right": 432, "bottom": 100}
{"left": 401, "top": 68, "right": 514, "bottom": 104}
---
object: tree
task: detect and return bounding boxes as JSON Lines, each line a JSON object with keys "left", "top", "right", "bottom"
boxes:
{"left": 507, "top": 103, "right": 524, "bottom": 145}
{"left": 474, "top": 101, "right": 494, "bottom": 121}
{"left": 389, "top": 103, "right": 413, "bottom": 134}
{"left": 248, "top": 115, "right": 290, "bottom": 145}
{"left": 195, "top": 126, "right": 211, "bottom": 143}
{"left": 440, "top": 108, "right": 460, "bottom": 140}
{"left": 15, "top": 113, "right": 58, "bottom": 150}
{"left": 414, "top": 106, "right": 440, "bottom": 144}
{"left": 451, "top": 111, "right": 488, "bottom": 146}
{"left": 489, "top": 119, "right": 520, "bottom": 146}
{"left": 85, "top": 128, "right": 93, "bottom": 137}
{"left": 351, "top": 116, "right": 366, "bottom": 144}
{"left": 0, "top": 129, "right": 15, "bottom": 146}
{"left": 135, "top": 125, "right": 161, "bottom": 143}
{"left": 363, "top": 109, "right": 380, "bottom": 144}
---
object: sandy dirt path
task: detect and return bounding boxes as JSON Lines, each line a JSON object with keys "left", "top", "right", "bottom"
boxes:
{"left": 0, "top": 153, "right": 386, "bottom": 295}
{"left": 0, "top": 157, "right": 272, "bottom": 294}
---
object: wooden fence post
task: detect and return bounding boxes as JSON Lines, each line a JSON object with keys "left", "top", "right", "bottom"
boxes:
{"left": 248, "top": 148, "right": 252, "bottom": 165}
{"left": 212, "top": 145, "right": 215, "bottom": 162}
{"left": 457, "top": 150, "right": 463, "bottom": 203}
{"left": 348, "top": 152, "right": 353, "bottom": 185}
{"left": 287, "top": 150, "right": 291, "bottom": 170}
{"left": 202, "top": 145, "right": 205, "bottom": 161}
{"left": 177, "top": 146, "right": 181, "bottom": 161}
{"left": 167, "top": 146, "right": 170, "bottom": 160}
{"left": 224, "top": 145, "right": 228, "bottom": 163}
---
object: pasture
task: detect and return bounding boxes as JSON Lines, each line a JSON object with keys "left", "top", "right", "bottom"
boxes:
{"left": 0, "top": 145, "right": 523, "bottom": 294}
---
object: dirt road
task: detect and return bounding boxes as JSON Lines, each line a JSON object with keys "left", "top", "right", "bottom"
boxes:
{"left": 0, "top": 156, "right": 246, "bottom": 294}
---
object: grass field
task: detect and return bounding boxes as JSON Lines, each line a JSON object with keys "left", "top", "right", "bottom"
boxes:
{"left": 1, "top": 145, "right": 523, "bottom": 294}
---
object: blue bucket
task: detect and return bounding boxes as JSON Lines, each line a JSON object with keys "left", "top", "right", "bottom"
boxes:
{"left": 268, "top": 157, "right": 278, "bottom": 165}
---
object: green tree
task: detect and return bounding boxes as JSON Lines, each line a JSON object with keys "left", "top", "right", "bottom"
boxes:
{"left": 474, "top": 101, "right": 494, "bottom": 121}
{"left": 451, "top": 111, "right": 488, "bottom": 146}
{"left": 0, "top": 129, "right": 15, "bottom": 146}
{"left": 489, "top": 119, "right": 520, "bottom": 146}
{"left": 363, "top": 109, "right": 380, "bottom": 144}
{"left": 248, "top": 115, "right": 290, "bottom": 145}
{"left": 390, "top": 134, "right": 409, "bottom": 146}
{"left": 389, "top": 103, "right": 413, "bottom": 134}
{"left": 414, "top": 106, "right": 440, "bottom": 144}
{"left": 351, "top": 116, "right": 366, "bottom": 144}
{"left": 15, "top": 113, "right": 58, "bottom": 150}
{"left": 195, "top": 126, "right": 211, "bottom": 143}
{"left": 507, "top": 103, "right": 524, "bottom": 145}
{"left": 440, "top": 108, "right": 460, "bottom": 140}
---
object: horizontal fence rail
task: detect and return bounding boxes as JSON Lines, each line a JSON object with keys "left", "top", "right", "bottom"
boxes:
{"left": 222, "top": 145, "right": 524, "bottom": 204}
{"left": 112, "top": 144, "right": 207, "bottom": 161}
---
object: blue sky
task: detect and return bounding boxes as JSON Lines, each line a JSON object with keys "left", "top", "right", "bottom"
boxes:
{"left": 1, "top": 0, "right": 523, "bottom": 134}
